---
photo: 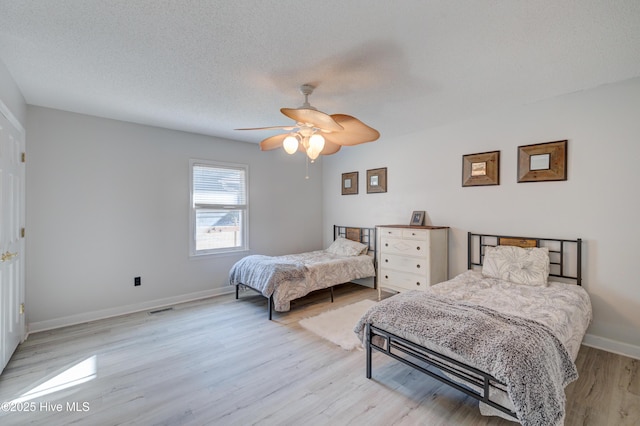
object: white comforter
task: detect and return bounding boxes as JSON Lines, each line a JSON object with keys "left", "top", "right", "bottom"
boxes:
{"left": 428, "top": 270, "right": 592, "bottom": 361}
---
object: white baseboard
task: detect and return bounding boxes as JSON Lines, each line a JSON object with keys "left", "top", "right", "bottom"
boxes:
{"left": 582, "top": 333, "right": 640, "bottom": 360}
{"left": 27, "top": 287, "right": 235, "bottom": 334}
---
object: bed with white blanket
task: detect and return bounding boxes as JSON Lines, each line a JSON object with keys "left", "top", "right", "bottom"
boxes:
{"left": 354, "top": 232, "right": 592, "bottom": 426}
{"left": 230, "top": 226, "right": 376, "bottom": 319}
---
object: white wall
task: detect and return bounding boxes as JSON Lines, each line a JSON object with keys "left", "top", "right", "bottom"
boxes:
{"left": 322, "top": 77, "right": 640, "bottom": 358}
{"left": 26, "top": 106, "right": 323, "bottom": 330}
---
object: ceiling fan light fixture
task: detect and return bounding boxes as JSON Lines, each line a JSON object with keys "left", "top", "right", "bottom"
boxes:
{"left": 305, "top": 133, "right": 325, "bottom": 162}
{"left": 238, "top": 83, "right": 379, "bottom": 174}
{"left": 282, "top": 134, "right": 299, "bottom": 154}
{"left": 309, "top": 133, "right": 325, "bottom": 152}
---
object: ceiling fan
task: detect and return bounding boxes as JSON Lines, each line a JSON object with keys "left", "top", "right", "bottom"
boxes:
{"left": 236, "top": 84, "right": 380, "bottom": 161}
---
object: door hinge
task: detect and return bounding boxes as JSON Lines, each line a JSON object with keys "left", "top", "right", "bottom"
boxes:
{"left": 21, "top": 152, "right": 26, "bottom": 163}
{"left": 21, "top": 228, "right": 25, "bottom": 238}
{"left": 20, "top": 303, "right": 25, "bottom": 314}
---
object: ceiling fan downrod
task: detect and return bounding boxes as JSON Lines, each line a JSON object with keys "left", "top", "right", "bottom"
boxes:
{"left": 299, "top": 84, "right": 317, "bottom": 110}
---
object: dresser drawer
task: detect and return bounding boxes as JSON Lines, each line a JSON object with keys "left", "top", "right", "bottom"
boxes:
{"left": 379, "top": 227, "right": 429, "bottom": 240}
{"left": 379, "top": 227, "right": 404, "bottom": 238}
{"left": 381, "top": 236, "right": 429, "bottom": 257}
{"left": 380, "top": 253, "right": 429, "bottom": 274}
{"left": 402, "top": 229, "right": 428, "bottom": 240}
{"left": 379, "top": 268, "right": 428, "bottom": 291}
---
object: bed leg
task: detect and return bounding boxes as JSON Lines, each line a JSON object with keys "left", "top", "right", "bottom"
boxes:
{"left": 235, "top": 284, "right": 239, "bottom": 299}
{"left": 330, "top": 286, "right": 334, "bottom": 303}
{"left": 268, "top": 295, "right": 273, "bottom": 320}
{"left": 366, "top": 323, "right": 372, "bottom": 379}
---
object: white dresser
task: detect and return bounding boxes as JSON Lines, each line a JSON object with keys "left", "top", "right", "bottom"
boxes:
{"left": 377, "top": 225, "right": 449, "bottom": 299}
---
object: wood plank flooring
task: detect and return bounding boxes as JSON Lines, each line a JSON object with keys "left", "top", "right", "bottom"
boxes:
{"left": 0, "top": 284, "right": 638, "bottom": 425}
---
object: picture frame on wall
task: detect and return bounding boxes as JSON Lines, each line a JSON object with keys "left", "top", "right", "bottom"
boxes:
{"left": 517, "top": 140, "right": 567, "bottom": 183}
{"left": 410, "top": 211, "right": 425, "bottom": 226}
{"left": 462, "top": 150, "right": 500, "bottom": 187}
{"left": 341, "top": 171, "right": 358, "bottom": 195}
{"left": 366, "top": 167, "right": 387, "bottom": 193}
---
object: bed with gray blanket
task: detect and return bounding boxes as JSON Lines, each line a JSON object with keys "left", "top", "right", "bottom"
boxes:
{"left": 355, "top": 232, "right": 591, "bottom": 425}
{"left": 230, "top": 226, "right": 376, "bottom": 319}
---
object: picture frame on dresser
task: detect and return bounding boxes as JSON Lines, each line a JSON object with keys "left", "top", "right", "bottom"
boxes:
{"left": 410, "top": 211, "right": 425, "bottom": 226}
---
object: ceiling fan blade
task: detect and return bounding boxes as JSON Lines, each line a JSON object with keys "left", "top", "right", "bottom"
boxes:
{"left": 280, "top": 108, "right": 344, "bottom": 132}
{"left": 324, "top": 114, "right": 380, "bottom": 146}
{"left": 259, "top": 133, "right": 288, "bottom": 151}
{"left": 235, "top": 125, "right": 296, "bottom": 131}
{"left": 320, "top": 140, "right": 341, "bottom": 155}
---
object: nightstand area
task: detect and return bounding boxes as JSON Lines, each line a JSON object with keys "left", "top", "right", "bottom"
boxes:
{"left": 376, "top": 225, "right": 449, "bottom": 300}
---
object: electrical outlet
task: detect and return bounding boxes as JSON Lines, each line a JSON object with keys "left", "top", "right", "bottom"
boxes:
{"left": 134, "top": 276, "right": 141, "bottom": 286}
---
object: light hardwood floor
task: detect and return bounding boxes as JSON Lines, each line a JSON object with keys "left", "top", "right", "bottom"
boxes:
{"left": 0, "top": 284, "right": 638, "bottom": 426}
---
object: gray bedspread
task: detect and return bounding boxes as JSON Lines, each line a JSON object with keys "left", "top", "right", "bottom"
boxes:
{"left": 228, "top": 255, "right": 307, "bottom": 297}
{"left": 355, "top": 291, "right": 578, "bottom": 426}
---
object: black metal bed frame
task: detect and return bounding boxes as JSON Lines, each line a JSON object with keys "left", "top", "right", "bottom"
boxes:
{"left": 366, "top": 231, "right": 583, "bottom": 419}
{"left": 467, "top": 232, "right": 582, "bottom": 285}
{"left": 235, "top": 225, "right": 377, "bottom": 320}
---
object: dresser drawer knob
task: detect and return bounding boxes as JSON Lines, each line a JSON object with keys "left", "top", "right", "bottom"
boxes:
{"left": 385, "top": 275, "right": 389, "bottom": 279}
{"left": 416, "top": 264, "right": 421, "bottom": 268}
{"left": 385, "top": 259, "right": 388, "bottom": 262}
{"left": 385, "top": 243, "right": 388, "bottom": 247}
{"left": 416, "top": 282, "right": 421, "bottom": 286}
{"left": 416, "top": 246, "right": 421, "bottom": 250}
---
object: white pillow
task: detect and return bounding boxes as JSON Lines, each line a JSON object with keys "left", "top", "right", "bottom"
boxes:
{"left": 482, "top": 245, "right": 550, "bottom": 286}
{"left": 326, "top": 237, "right": 368, "bottom": 256}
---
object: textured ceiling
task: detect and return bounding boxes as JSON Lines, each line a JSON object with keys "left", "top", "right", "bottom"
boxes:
{"left": 1, "top": 1, "right": 639, "bottom": 145}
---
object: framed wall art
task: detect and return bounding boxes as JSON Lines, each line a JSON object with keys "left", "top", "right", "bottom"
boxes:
{"left": 462, "top": 150, "right": 500, "bottom": 187}
{"left": 366, "top": 167, "right": 387, "bottom": 193}
{"left": 341, "top": 171, "right": 358, "bottom": 195}
{"left": 410, "top": 211, "right": 425, "bottom": 226}
{"left": 517, "top": 140, "right": 567, "bottom": 183}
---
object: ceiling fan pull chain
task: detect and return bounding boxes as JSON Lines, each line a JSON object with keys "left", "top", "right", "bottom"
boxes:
{"left": 305, "top": 155, "right": 310, "bottom": 180}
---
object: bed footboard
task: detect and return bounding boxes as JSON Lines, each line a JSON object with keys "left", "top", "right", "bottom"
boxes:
{"left": 365, "top": 323, "right": 517, "bottom": 419}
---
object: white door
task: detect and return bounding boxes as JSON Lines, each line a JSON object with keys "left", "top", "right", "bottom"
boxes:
{"left": 0, "top": 106, "right": 25, "bottom": 374}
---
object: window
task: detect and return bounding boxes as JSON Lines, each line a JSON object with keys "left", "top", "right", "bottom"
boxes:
{"left": 190, "top": 159, "right": 248, "bottom": 256}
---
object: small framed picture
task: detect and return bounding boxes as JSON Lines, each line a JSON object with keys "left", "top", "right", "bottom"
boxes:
{"left": 410, "top": 211, "right": 425, "bottom": 226}
{"left": 517, "top": 140, "right": 567, "bottom": 183}
{"left": 366, "top": 167, "right": 387, "bottom": 193}
{"left": 462, "top": 151, "right": 500, "bottom": 187}
{"left": 341, "top": 171, "right": 358, "bottom": 195}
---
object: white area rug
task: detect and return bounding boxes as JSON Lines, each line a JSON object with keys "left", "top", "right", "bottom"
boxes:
{"left": 299, "top": 299, "right": 377, "bottom": 350}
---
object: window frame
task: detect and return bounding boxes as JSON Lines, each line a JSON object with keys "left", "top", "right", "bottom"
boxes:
{"left": 189, "top": 158, "right": 249, "bottom": 257}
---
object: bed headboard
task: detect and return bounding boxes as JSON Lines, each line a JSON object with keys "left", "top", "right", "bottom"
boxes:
{"left": 467, "top": 232, "right": 583, "bottom": 285}
{"left": 334, "top": 225, "right": 377, "bottom": 257}
{"left": 334, "top": 225, "right": 377, "bottom": 288}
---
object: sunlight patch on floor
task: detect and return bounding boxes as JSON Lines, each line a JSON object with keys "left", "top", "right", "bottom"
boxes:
{"left": 10, "top": 355, "right": 97, "bottom": 404}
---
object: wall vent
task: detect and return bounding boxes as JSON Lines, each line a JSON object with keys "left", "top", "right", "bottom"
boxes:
{"left": 148, "top": 307, "right": 173, "bottom": 315}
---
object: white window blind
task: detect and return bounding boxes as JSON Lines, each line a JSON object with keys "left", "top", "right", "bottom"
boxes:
{"left": 190, "top": 160, "right": 248, "bottom": 256}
